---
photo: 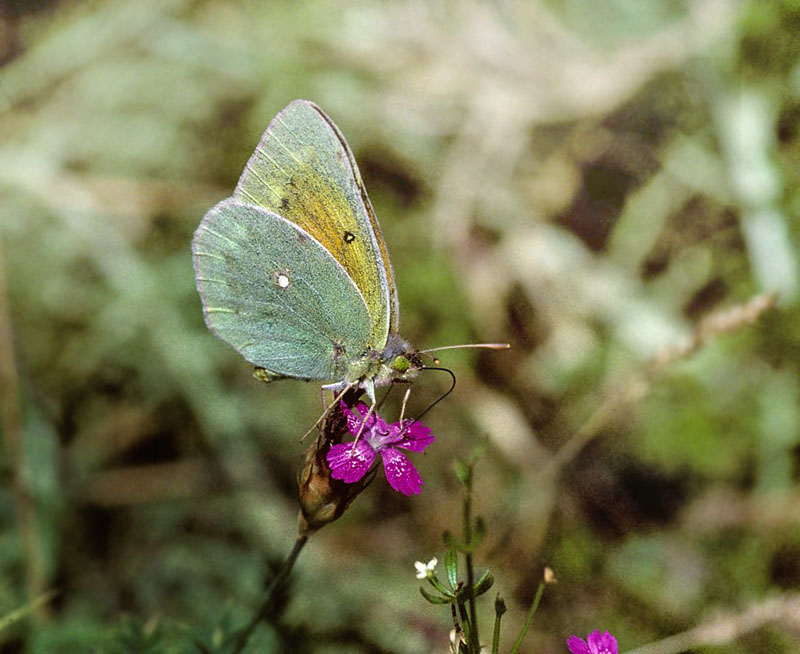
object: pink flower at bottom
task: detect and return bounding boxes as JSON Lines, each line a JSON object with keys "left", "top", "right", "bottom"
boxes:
{"left": 567, "top": 630, "right": 618, "bottom": 654}
{"left": 326, "top": 402, "right": 434, "bottom": 496}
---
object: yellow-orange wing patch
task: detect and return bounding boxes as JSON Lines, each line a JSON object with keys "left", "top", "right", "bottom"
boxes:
{"left": 234, "top": 100, "right": 399, "bottom": 347}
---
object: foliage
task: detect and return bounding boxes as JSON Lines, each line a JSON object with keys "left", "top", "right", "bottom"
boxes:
{"left": 1, "top": 1, "right": 799, "bottom": 652}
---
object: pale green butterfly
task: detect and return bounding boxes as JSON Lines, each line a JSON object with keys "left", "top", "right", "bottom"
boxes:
{"left": 193, "top": 100, "right": 506, "bottom": 413}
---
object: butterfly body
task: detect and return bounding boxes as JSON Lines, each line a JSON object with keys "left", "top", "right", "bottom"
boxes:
{"left": 193, "top": 100, "right": 419, "bottom": 401}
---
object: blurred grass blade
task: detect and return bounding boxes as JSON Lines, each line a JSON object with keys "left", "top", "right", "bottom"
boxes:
{"left": 0, "top": 590, "right": 57, "bottom": 634}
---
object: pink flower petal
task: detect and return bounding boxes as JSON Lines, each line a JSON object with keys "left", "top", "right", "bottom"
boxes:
{"left": 340, "top": 401, "right": 393, "bottom": 439}
{"left": 586, "top": 630, "right": 617, "bottom": 654}
{"left": 393, "top": 420, "right": 434, "bottom": 452}
{"left": 380, "top": 448, "right": 423, "bottom": 496}
{"left": 566, "top": 635, "right": 591, "bottom": 654}
{"left": 327, "top": 440, "right": 376, "bottom": 483}
{"left": 341, "top": 402, "right": 373, "bottom": 436}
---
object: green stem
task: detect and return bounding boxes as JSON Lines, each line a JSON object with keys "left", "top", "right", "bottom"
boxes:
{"left": 456, "top": 600, "right": 470, "bottom": 650}
{"left": 462, "top": 475, "right": 479, "bottom": 653}
{"left": 228, "top": 535, "right": 308, "bottom": 653}
{"left": 450, "top": 603, "right": 462, "bottom": 643}
{"left": 510, "top": 580, "right": 546, "bottom": 654}
{"left": 491, "top": 603, "right": 503, "bottom": 654}
{"left": 0, "top": 245, "right": 49, "bottom": 621}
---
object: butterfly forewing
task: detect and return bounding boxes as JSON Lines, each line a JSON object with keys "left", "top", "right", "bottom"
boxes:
{"left": 193, "top": 199, "right": 373, "bottom": 381}
{"left": 234, "top": 100, "right": 400, "bottom": 349}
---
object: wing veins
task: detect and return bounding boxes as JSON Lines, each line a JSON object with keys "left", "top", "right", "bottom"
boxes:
{"left": 194, "top": 251, "right": 225, "bottom": 261}
{"left": 238, "top": 188, "right": 259, "bottom": 204}
{"left": 294, "top": 275, "right": 341, "bottom": 341}
{"left": 245, "top": 161, "right": 283, "bottom": 202}
{"left": 255, "top": 146, "right": 291, "bottom": 179}
{"left": 273, "top": 118, "right": 305, "bottom": 165}
{"left": 199, "top": 225, "right": 239, "bottom": 247}
{"left": 255, "top": 263, "right": 336, "bottom": 339}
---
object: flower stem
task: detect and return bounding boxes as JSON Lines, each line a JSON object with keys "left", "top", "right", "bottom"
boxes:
{"left": 491, "top": 595, "right": 506, "bottom": 654}
{"left": 462, "top": 473, "right": 480, "bottom": 653}
{"left": 509, "top": 580, "right": 546, "bottom": 654}
{"left": 229, "top": 535, "right": 308, "bottom": 653}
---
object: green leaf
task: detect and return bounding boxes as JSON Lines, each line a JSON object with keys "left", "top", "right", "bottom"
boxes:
{"left": 472, "top": 570, "right": 495, "bottom": 597}
{"left": 445, "top": 547, "right": 459, "bottom": 589}
{"left": 453, "top": 570, "right": 494, "bottom": 602}
{"left": 471, "top": 516, "right": 486, "bottom": 548}
{"left": 453, "top": 460, "right": 471, "bottom": 487}
{"left": 107, "top": 615, "right": 166, "bottom": 654}
{"left": 419, "top": 586, "right": 455, "bottom": 605}
{"left": 427, "top": 574, "right": 455, "bottom": 598}
{"left": 443, "top": 530, "right": 468, "bottom": 552}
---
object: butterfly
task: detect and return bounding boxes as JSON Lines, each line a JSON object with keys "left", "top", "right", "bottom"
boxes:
{"left": 192, "top": 99, "right": 506, "bottom": 411}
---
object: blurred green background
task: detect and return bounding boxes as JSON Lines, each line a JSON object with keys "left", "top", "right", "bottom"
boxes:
{"left": 1, "top": 0, "right": 799, "bottom": 652}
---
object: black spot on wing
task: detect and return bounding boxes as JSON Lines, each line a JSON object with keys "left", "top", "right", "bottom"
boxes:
{"left": 344, "top": 231, "right": 356, "bottom": 243}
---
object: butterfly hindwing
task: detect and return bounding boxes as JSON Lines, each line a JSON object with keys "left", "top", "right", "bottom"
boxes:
{"left": 192, "top": 199, "right": 373, "bottom": 381}
{"left": 233, "top": 99, "right": 400, "bottom": 349}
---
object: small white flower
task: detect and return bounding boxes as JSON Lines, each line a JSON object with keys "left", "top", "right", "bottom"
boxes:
{"left": 414, "top": 557, "right": 438, "bottom": 579}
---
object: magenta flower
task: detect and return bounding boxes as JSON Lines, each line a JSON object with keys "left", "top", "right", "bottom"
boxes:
{"left": 326, "top": 402, "right": 434, "bottom": 496}
{"left": 567, "top": 630, "right": 618, "bottom": 654}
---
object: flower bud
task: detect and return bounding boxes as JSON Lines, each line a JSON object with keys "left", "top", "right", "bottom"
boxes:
{"left": 296, "top": 391, "right": 370, "bottom": 536}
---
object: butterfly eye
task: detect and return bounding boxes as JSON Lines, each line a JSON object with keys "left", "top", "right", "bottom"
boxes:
{"left": 392, "top": 355, "right": 410, "bottom": 373}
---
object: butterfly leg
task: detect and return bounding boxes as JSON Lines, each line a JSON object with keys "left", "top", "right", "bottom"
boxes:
{"left": 348, "top": 377, "right": 378, "bottom": 453}
{"left": 252, "top": 367, "right": 291, "bottom": 383}
{"left": 363, "top": 378, "right": 377, "bottom": 405}
{"left": 351, "top": 379, "right": 378, "bottom": 456}
{"left": 351, "top": 402, "right": 376, "bottom": 447}
{"left": 398, "top": 385, "right": 413, "bottom": 424}
{"left": 300, "top": 381, "right": 358, "bottom": 442}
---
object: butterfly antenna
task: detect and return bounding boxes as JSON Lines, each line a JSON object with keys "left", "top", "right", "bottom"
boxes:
{"left": 418, "top": 343, "right": 510, "bottom": 354}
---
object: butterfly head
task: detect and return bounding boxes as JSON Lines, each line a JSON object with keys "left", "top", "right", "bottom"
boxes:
{"left": 391, "top": 353, "right": 412, "bottom": 374}
{"left": 335, "top": 334, "right": 420, "bottom": 403}
{"left": 373, "top": 334, "right": 423, "bottom": 387}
